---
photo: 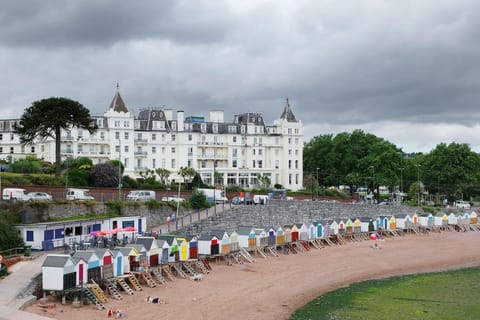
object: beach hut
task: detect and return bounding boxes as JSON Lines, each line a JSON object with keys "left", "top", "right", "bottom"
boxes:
{"left": 315, "top": 221, "right": 324, "bottom": 239}
{"left": 94, "top": 248, "right": 114, "bottom": 278}
{"left": 323, "top": 220, "right": 331, "bottom": 238}
{"left": 389, "top": 216, "right": 397, "bottom": 231}
{"left": 266, "top": 227, "right": 277, "bottom": 246}
{"left": 72, "top": 256, "right": 88, "bottom": 286}
{"left": 155, "top": 239, "right": 170, "bottom": 264}
{"left": 110, "top": 249, "right": 125, "bottom": 276}
{"left": 359, "top": 217, "right": 371, "bottom": 233}
{"left": 228, "top": 232, "right": 239, "bottom": 252}
{"left": 197, "top": 234, "right": 220, "bottom": 256}
{"left": 338, "top": 220, "right": 346, "bottom": 236}
{"left": 470, "top": 211, "right": 478, "bottom": 225}
{"left": 298, "top": 223, "right": 309, "bottom": 241}
{"left": 448, "top": 213, "right": 458, "bottom": 226}
{"left": 236, "top": 226, "right": 254, "bottom": 249}
{"left": 178, "top": 238, "right": 190, "bottom": 261}
{"left": 189, "top": 236, "right": 199, "bottom": 259}
{"left": 116, "top": 246, "right": 142, "bottom": 273}
{"left": 307, "top": 223, "right": 316, "bottom": 240}
{"left": 283, "top": 226, "right": 292, "bottom": 244}
{"left": 345, "top": 219, "right": 354, "bottom": 234}
{"left": 135, "top": 236, "right": 160, "bottom": 267}
{"left": 395, "top": 214, "right": 407, "bottom": 230}
{"left": 276, "top": 226, "right": 285, "bottom": 246}
{"left": 157, "top": 235, "right": 179, "bottom": 262}
{"left": 211, "top": 229, "right": 231, "bottom": 255}
{"left": 353, "top": 218, "right": 362, "bottom": 234}
{"left": 72, "top": 251, "right": 101, "bottom": 283}
{"left": 254, "top": 228, "right": 268, "bottom": 248}
{"left": 377, "top": 216, "right": 389, "bottom": 231}
{"left": 42, "top": 254, "right": 76, "bottom": 291}
{"left": 290, "top": 224, "right": 299, "bottom": 242}
{"left": 329, "top": 220, "right": 339, "bottom": 235}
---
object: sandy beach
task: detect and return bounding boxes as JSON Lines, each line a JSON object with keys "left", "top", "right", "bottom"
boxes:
{"left": 24, "top": 231, "right": 480, "bottom": 320}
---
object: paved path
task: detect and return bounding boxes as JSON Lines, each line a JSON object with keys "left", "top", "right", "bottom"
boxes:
{"left": 0, "top": 254, "right": 52, "bottom": 320}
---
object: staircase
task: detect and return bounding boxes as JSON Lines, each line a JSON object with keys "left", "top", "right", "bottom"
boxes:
{"left": 195, "top": 260, "right": 210, "bottom": 274}
{"left": 173, "top": 263, "right": 187, "bottom": 278}
{"left": 239, "top": 247, "right": 255, "bottom": 263}
{"left": 81, "top": 286, "right": 105, "bottom": 310}
{"left": 141, "top": 271, "right": 157, "bottom": 288}
{"left": 182, "top": 262, "right": 197, "bottom": 276}
{"left": 256, "top": 247, "right": 267, "bottom": 259}
{"left": 266, "top": 246, "right": 279, "bottom": 257}
{"left": 104, "top": 279, "right": 122, "bottom": 300}
{"left": 162, "top": 266, "right": 176, "bottom": 282}
{"left": 88, "top": 281, "right": 107, "bottom": 303}
{"left": 151, "top": 268, "right": 166, "bottom": 284}
{"left": 116, "top": 278, "right": 134, "bottom": 295}
{"left": 128, "top": 273, "right": 143, "bottom": 291}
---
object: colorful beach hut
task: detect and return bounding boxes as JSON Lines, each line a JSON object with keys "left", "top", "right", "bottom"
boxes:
{"left": 42, "top": 254, "right": 76, "bottom": 291}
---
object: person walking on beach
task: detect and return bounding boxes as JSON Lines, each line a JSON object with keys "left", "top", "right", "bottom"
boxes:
{"left": 166, "top": 216, "right": 171, "bottom": 231}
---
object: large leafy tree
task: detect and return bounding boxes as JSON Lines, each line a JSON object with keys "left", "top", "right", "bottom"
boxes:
{"left": 420, "top": 143, "right": 480, "bottom": 201}
{"left": 303, "top": 129, "right": 405, "bottom": 199}
{"left": 14, "top": 97, "right": 97, "bottom": 175}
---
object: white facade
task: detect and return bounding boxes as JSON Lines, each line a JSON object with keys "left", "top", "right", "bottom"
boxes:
{"left": 0, "top": 90, "right": 304, "bottom": 190}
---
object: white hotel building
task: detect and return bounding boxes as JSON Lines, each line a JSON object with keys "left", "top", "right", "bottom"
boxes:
{"left": 0, "top": 89, "right": 304, "bottom": 191}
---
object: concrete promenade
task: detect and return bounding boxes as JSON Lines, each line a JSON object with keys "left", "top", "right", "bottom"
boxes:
{"left": 0, "top": 254, "right": 51, "bottom": 320}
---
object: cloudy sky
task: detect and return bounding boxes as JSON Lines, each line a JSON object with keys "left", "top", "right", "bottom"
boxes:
{"left": 2, "top": 0, "right": 480, "bottom": 153}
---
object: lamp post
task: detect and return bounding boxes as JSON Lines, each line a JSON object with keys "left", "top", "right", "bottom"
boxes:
{"left": 398, "top": 167, "right": 404, "bottom": 204}
{"left": 118, "top": 138, "right": 122, "bottom": 201}
{"left": 415, "top": 164, "right": 421, "bottom": 206}
{"left": 369, "top": 165, "right": 375, "bottom": 201}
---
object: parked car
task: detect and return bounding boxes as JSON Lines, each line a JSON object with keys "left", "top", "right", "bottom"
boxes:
{"left": 455, "top": 200, "right": 471, "bottom": 209}
{"left": 2, "top": 188, "right": 30, "bottom": 201}
{"left": 27, "top": 192, "right": 53, "bottom": 201}
{"left": 161, "top": 196, "right": 185, "bottom": 203}
{"left": 126, "top": 190, "right": 156, "bottom": 201}
{"left": 66, "top": 188, "right": 94, "bottom": 201}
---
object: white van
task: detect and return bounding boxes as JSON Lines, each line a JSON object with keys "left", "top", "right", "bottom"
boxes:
{"left": 455, "top": 200, "right": 471, "bottom": 209}
{"left": 126, "top": 190, "right": 156, "bottom": 201}
{"left": 66, "top": 188, "right": 94, "bottom": 201}
{"left": 2, "top": 188, "right": 30, "bottom": 201}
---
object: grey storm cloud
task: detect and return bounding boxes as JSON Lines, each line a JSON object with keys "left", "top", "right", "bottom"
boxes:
{"left": 2, "top": 0, "right": 480, "bottom": 152}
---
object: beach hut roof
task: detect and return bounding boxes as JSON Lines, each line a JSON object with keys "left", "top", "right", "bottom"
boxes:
{"left": 127, "top": 244, "right": 146, "bottom": 252}
{"left": 42, "top": 254, "right": 74, "bottom": 268}
{"left": 94, "top": 248, "right": 113, "bottom": 257}
{"left": 210, "top": 229, "right": 228, "bottom": 239}
{"left": 157, "top": 235, "right": 176, "bottom": 245}
{"left": 135, "top": 236, "right": 156, "bottom": 250}
{"left": 72, "top": 250, "right": 99, "bottom": 262}
{"left": 236, "top": 226, "right": 254, "bottom": 235}
{"left": 72, "top": 256, "right": 87, "bottom": 265}
{"left": 198, "top": 233, "right": 217, "bottom": 241}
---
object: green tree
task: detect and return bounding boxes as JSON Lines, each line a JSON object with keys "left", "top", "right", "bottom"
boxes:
{"left": 178, "top": 167, "right": 197, "bottom": 184}
{"left": 7, "top": 156, "right": 43, "bottom": 173}
{"left": 0, "top": 210, "right": 24, "bottom": 251}
{"left": 304, "top": 129, "right": 405, "bottom": 200}
{"left": 14, "top": 97, "right": 97, "bottom": 175}
{"left": 420, "top": 143, "right": 480, "bottom": 201}
{"left": 155, "top": 168, "right": 170, "bottom": 186}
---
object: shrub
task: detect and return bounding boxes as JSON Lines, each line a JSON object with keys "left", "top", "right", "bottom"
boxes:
{"left": 91, "top": 162, "right": 120, "bottom": 187}
{"left": 105, "top": 200, "right": 123, "bottom": 216}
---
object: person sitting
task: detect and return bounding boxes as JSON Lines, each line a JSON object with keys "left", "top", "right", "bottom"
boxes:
{"left": 147, "top": 295, "right": 165, "bottom": 304}
{"left": 115, "top": 309, "right": 125, "bottom": 318}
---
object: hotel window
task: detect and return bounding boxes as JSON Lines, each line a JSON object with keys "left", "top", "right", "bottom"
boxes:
{"left": 258, "top": 160, "right": 263, "bottom": 168}
{"left": 115, "top": 120, "right": 120, "bottom": 127}
{"left": 188, "top": 134, "right": 192, "bottom": 141}
{"left": 124, "top": 146, "right": 128, "bottom": 153}
{"left": 212, "top": 124, "right": 218, "bottom": 133}
{"left": 288, "top": 160, "right": 291, "bottom": 169}
{"left": 295, "top": 160, "right": 298, "bottom": 169}
{"left": 252, "top": 160, "right": 256, "bottom": 168}
{"left": 171, "top": 159, "right": 176, "bottom": 169}
{"left": 295, "top": 174, "right": 299, "bottom": 184}
{"left": 0, "top": 134, "right": 2, "bottom": 140}
{"left": 100, "top": 132, "right": 105, "bottom": 140}
{"left": 233, "top": 136, "right": 237, "bottom": 143}
{"left": 115, "top": 132, "right": 120, "bottom": 139}
{"left": 10, "top": 147, "right": 14, "bottom": 153}
{"left": 288, "top": 138, "right": 292, "bottom": 144}
{"left": 152, "top": 147, "right": 156, "bottom": 154}
{"left": 152, "top": 159, "right": 156, "bottom": 168}
{"left": 152, "top": 133, "right": 156, "bottom": 141}
{"left": 275, "top": 160, "right": 279, "bottom": 169}
{"left": 289, "top": 174, "right": 292, "bottom": 184}
{"left": 171, "top": 147, "right": 175, "bottom": 153}
{"left": 10, "top": 133, "right": 14, "bottom": 140}
{"left": 233, "top": 160, "right": 237, "bottom": 168}
{"left": 31, "top": 146, "right": 35, "bottom": 153}
{"left": 124, "top": 132, "right": 128, "bottom": 140}
{"left": 258, "top": 149, "right": 262, "bottom": 156}
{"left": 171, "top": 134, "right": 176, "bottom": 142}
{"left": 124, "top": 120, "right": 129, "bottom": 128}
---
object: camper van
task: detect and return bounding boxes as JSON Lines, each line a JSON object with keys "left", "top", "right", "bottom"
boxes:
{"left": 126, "top": 190, "right": 156, "bottom": 201}
{"left": 2, "top": 188, "right": 30, "bottom": 201}
{"left": 66, "top": 188, "right": 94, "bottom": 201}
{"left": 197, "top": 188, "right": 228, "bottom": 203}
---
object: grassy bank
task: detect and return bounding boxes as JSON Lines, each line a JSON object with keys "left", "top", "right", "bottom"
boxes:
{"left": 290, "top": 267, "right": 480, "bottom": 320}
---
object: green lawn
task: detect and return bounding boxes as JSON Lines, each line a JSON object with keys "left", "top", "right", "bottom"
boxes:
{"left": 290, "top": 267, "right": 480, "bottom": 320}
